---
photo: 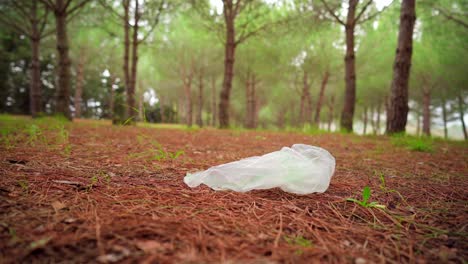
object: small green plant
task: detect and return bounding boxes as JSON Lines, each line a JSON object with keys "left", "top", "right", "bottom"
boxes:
{"left": 87, "top": 175, "right": 99, "bottom": 191}
{"left": 0, "top": 127, "right": 15, "bottom": 149}
{"left": 26, "top": 124, "right": 41, "bottom": 145}
{"left": 347, "top": 186, "right": 385, "bottom": 209}
{"left": 284, "top": 235, "right": 313, "bottom": 255}
{"left": 17, "top": 180, "right": 29, "bottom": 193}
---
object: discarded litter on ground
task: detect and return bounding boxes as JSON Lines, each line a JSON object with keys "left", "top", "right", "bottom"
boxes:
{"left": 184, "top": 144, "right": 335, "bottom": 195}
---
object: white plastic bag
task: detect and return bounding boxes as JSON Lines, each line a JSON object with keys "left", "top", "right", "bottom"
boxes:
{"left": 184, "top": 144, "right": 335, "bottom": 195}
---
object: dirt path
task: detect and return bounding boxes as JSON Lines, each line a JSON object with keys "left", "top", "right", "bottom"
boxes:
{"left": 1, "top": 118, "right": 467, "bottom": 263}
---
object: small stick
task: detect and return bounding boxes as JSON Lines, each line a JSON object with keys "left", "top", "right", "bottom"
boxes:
{"left": 274, "top": 213, "right": 283, "bottom": 248}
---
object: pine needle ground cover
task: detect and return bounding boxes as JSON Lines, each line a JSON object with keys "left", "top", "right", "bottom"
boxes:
{"left": 1, "top": 116, "right": 467, "bottom": 263}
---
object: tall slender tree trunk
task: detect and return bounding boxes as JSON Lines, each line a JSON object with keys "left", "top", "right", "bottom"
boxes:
{"left": 30, "top": 38, "right": 41, "bottom": 117}
{"left": 422, "top": 86, "right": 431, "bottom": 136}
{"left": 197, "top": 69, "right": 204, "bottom": 127}
{"left": 128, "top": 0, "right": 139, "bottom": 121}
{"left": 376, "top": 102, "right": 381, "bottom": 135}
{"left": 457, "top": 93, "right": 467, "bottom": 140}
{"left": 416, "top": 111, "right": 420, "bottom": 136}
{"left": 109, "top": 76, "right": 114, "bottom": 120}
{"left": 138, "top": 92, "right": 144, "bottom": 121}
{"left": 54, "top": 0, "right": 72, "bottom": 120}
{"left": 30, "top": 1, "right": 41, "bottom": 118}
{"left": 299, "top": 70, "right": 311, "bottom": 125}
{"left": 370, "top": 106, "right": 376, "bottom": 134}
{"left": 251, "top": 74, "right": 257, "bottom": 128}
{"left": 328, "top": 94, "right": 335, "bottom": 132}
{"left": 386, "top": 0, "right": 416, "bottom": 134}
{"left": 74, "top": 49, "right": 85, "bottom": 118}
{"left": 184, "top": 71, "right": 193, "bottom": 127}
{"left": 159, "top": 96, "right": 165, "bottom": 123}
{"left": 219, "top": 2, "right": 236, "bottom": 128}
{"left": 178, "top": 95, "right": 185, "bottom": 124}
{"left": 340, "top": 0, "right": 358, "bottom": 132}
{"left": 314, "top": 70, "right": 329, "bottom": 125}
{"left": 441, "top": 97, "right": 448, "bottom": 139}
{"left": 363, "top": 106, "right": 368, "bottom": 135}
{"left": 211, "top": 76, "right": 216, "bottom": 126}
{"left": 245, "top": 69, "right": 252, "bottom": 128}
{"left": 277, "top": 108, "right": 285, "bottom": 129}
{"left": 123, "top": 0, "right": 130, "bottom": 112}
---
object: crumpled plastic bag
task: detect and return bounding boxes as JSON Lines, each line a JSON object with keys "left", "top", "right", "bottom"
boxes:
{"left": 184, "top": 144, "right": 335, "bottom": 195}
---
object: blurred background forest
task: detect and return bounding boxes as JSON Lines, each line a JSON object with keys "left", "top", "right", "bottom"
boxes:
{"left": 0, "top": 0, "right": 467, "bottom": 139}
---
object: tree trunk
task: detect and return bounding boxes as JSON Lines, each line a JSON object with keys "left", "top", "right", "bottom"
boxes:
{"left": 219, "top": 2, "right": 236, "bottom": 128}
{"left": 277, "top": 108, "right": 285, "bottom": 129}
{"left": 376, "top": 102, "right": 381, "bottom": 135}
{"left": 74, "top": 48, "right": 85, "bottom": 118}
{"left": 127, "top": 0, "right": 139, "bottom": 122}
{"left": 197, "top": 69, "right": 204, "bottom": 127}
{"left": 422, "top": 85, "right": 431, "bottom": 136}
{"left": 314, "top": 70, "right": 329, "bottom": 125}
{"left": 370, "top": 106, "right": 376, "bottom": 134}
{"left": 54, "top": 0, "right": 72, "bottom": 120}
{"left": 123, "top": 0, "right": 130, "bottom": 114}
{"left": 245, "top": 69, "right": 252, "bottom": 128}
{"left": 299, "top": 70, "right": 311, "bottom": 125}
{"left": 159, "top": 96, "right": 165, "bottom": 123}
{"left": 109, "top": 76, "right": 114, "bottom": 120}
{"left": 416, "top": 111, "right": 420, "bottom": 136}
{"left": 328, "top": 94, "right": 335, "bottom": 132}
{"left": 363, "top": 106, "right": 368, "bottom": 135}
{"left": 30, "top": 1, "right": 41, "bottom": 118}
{"left": 251, "top": 73, "right": 257, "bottom": 128}
{"left": 211, "top": 76, "right": 216, "bottom": 126}
{"left": 340, "top": 0, "right": 358, "bottom": 132}
{"left": 386, "top": 0, "right": 416, "bottom": 134}
{"left": 184, "top": 71, "right": 193, "bottom": 127}
{"left": 457, "top": 93, "right": 467, "bottom": 140}
{"left": 441, "top": 97, "right": 448, "bottom": 139}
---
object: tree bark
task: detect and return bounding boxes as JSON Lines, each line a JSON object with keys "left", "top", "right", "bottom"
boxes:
{"left": 299, "top": 70, "right": 311, "bottom": 125}
{"left": 251, "top": 73, "right": 257, "bottom": 128}
{"left": 245, "top": 69, "right": 252, "bottom": 128}
{"left": 123, "top": 0, "right": 130, "bottom": 113}
{"left": 376, "top": 102, "right": 381, "bottom": 135}
{"left": 422, "top": 85, "right": 431, "bottom": 136}
{"left": 197, "top": 69, "right": 204, "bottom": 127}
{"left": 370, "top": 106, "right": 376, "bottom": 134}
{"left": 219, "top": 1, "right": 236, "bottom": 128}
{"left": 457, "top": 93, "right": 467, "bottom": 140}
{"left": 441, "top": 97, "right": 448, "bottom": 139}
{"left": 183, "top": 68, "right": 193, "bottom": 127}
{"left": 30, "top": 1, "right": 42, "bottom": 118}
{"left": 109, "top": 76, "right": 114, "bottom": 120}
{"left": 74, "top": 48, "right": 85, "bottom": 118}
{"left": 386, "top": 0, "right": 416, "bottom": 134}
{"left": 363, "top": 106, "right": 368, "bottom": 135}
{"left": 127, "top": 0, "right": 139, "bottom": 122}
{"left": 211, "top": 76, "right": 216, "bottom": 126}
{"left": 54, "top": 0, "right": 72, "bottom": 120}
{"left": 159, "top": 95, "right": 165, "bottom": 123}
{"left": 340, "top": 0, "right": 358, "bottom": 132}
{"left": 328, "top": 94, "right": 335, "bottom": 132}
{"left": 416, "top": 111, "right": 420, "bottom": 136}
{"left": 314, "top": 70, "right": 329, "bottom": 125}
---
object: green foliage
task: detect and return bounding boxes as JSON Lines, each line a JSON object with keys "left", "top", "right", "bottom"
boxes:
{"left": 129, "top": 136, "right": 185, "bottom": 162}
{"left": 391, "top": 134, "right": 434, "bottom": 152}
{"left": 347, "top": 186, "right": 386, "bottom": 209}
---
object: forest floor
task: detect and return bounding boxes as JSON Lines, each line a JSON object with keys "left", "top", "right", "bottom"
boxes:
{"left": 0, "top": 115, "right": 467, "bottom": 263}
